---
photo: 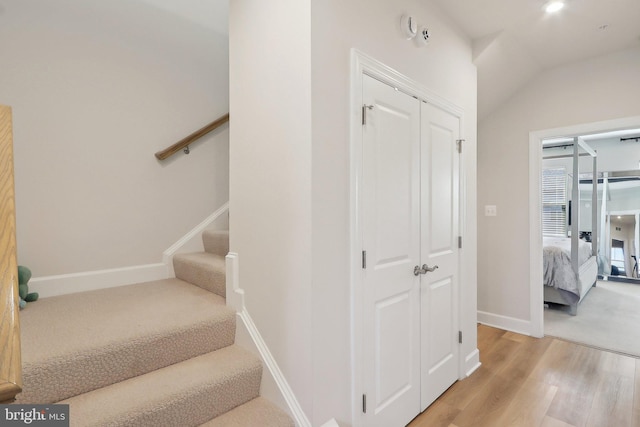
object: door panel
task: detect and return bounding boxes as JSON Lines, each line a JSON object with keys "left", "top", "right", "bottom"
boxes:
{"left": 426, "top": 277, "right": 454, "bottom": 369}
{"left": 373, "top": 102, "right": 415, "bottom": 265}
{"left": 362, "top": 74, "right": 421, "bottom": 427}
{"left": 375, "top": 292, "right": 413, "bottom": 409}
{"left": 428, "top": 123, "right": 455, "bottom": 255}
{"left": 420, "top": 102, "right": 460, "bottom": 410}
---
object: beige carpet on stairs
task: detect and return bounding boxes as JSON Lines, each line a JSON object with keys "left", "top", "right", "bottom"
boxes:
{"left": 60, "top": 346, "right": 263, "bottom": 426}
{"left": 200, "top": 397, "right": 296, "bottom": 427}
{"left": 544, "top": 279, "right": 640, "bottom": 357}
{"left": 15, "top": 228, "right": 294, "bottom": 426}
{"left": 17, "top": 279, "right": 235, "bottom": 404}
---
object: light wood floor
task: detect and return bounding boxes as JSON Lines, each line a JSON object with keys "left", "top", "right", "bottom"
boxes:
{"left": 409, "top": 324, "right": 640, "bottom": 427}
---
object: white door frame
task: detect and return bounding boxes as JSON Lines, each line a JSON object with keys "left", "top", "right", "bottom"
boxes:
{"left": 528, "top": 115, "right": 640, "bottom": 338}
{"left": 350, "top": 49, "right": 465, "bottom": 426}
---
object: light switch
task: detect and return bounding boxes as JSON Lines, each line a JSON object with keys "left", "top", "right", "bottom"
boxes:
{"left": 485, "top": 205, "right": 497, "bottom": 216}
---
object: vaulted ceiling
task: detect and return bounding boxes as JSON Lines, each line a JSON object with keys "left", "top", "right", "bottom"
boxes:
{"left": 432, "top": 0, "right": 640, "bottom": 120}
{"left": 133, "top": 0, "right": 639, "bottom": 121}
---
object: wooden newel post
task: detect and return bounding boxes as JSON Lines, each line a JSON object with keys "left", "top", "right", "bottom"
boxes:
{"left": 0, "top": 104, "right": 23, "bottom": 403}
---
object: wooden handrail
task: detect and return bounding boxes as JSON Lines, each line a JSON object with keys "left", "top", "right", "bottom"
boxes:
{"left": 0, "top": 105, "right": 22, "bottom": 403}
{"left": 155, "top": 113, "right": 229, "bottom": 160}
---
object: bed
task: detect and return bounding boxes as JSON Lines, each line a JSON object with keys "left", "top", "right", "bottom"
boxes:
{"left": 543, "top": 236, "right": 598, "bottom": 315}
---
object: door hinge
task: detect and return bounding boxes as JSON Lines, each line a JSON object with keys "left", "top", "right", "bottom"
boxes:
{"left": 456, "top": 139, "right": 465, "bottom": 153}
{"left": 362, "top": 104, "right": 373, "bottom": 125}
{"left": 363, "top": 394, "right": 367, "bottom": 413}
{"left": 458, "top": 330, "right": 463, "bottom": 344}
{"left": 458, "top": 236, "right": 462, "bottom": 249}
{"left": 362, "top": 250, "right": 367, "bottom": 269}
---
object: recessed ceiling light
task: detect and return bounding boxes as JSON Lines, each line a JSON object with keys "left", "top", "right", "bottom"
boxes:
{"left": 545, "top": 1, "right": 565, "bottom": 13}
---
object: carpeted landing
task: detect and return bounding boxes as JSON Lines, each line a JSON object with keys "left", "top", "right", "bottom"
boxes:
{"left": 544, "top": 279, "right": 640, "bottom": 358}
{"left": 16, "top": 229, "right": 294, "bottom": 427}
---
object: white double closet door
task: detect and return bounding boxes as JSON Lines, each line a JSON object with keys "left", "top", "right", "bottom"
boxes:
{"left": 362, "top": 75, "right": 460, "bottom": 427}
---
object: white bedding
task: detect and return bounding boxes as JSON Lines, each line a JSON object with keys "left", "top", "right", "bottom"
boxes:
{"left": 543, "top": 236, "right": 593, "bottom": 303}
{"left": 543, "top": 236, "right": 592, "bottom": 266}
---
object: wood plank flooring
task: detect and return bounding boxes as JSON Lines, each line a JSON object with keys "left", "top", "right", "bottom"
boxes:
{"left": 409, "top": 325, "right": 640, "bottom": 427}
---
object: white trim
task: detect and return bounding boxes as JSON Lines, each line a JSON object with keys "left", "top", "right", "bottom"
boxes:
{"left": 225, "top": 253, "right": 311, "bottom": 427}
{"left": 350, "top": 49, "right": 467, "bottom": 426}
{"left": 29, "top": 263, "right": 168, "bottom": 298}
{"left": 477, "top": 311, "right": 532, "bottom": 336}
{"left": 457, "top": 111, "right": 469, "bottom": 381}
{"left": 529, "top": 116, "right": 640, "bottom": 338}
{"left": 349, "top": 50, "right": 363, "bottom": 427}
{"left": 238, "top": 309, "right": 310, "bottom": 427}
{"left": 353, "top": 51, "right": 464, "bottom": 119}
{"left": 163, "top": 202, "right": 230, "bottom": 275}
{"left": 464, "top": 349, "right": 481, "bottom": 377}
{"left": 529, "top": 132, "right": 544, "bottom": 338}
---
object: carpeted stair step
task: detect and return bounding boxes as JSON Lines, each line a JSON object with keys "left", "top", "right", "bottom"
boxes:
{"left": 173, "top": 251, "right": 226, "bottom": 297}
{"left": 60, "top": 345, "right": 262, "bottom": 427}
{"left": 199, "top": 397, "right": 295, "bottom": 427}
{"left": 17, "top": 278, "right": 235, "bottom": 404}
{"left": 203, "top": 229, "right": 229, "bottom": 257}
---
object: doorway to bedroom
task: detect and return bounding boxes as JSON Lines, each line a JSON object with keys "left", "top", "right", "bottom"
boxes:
{"left": 530, "top": 117, "right": 640, "bottom": 357}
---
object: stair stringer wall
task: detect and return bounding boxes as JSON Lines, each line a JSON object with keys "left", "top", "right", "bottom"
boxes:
{"left": 226, "top": 252, "right": 312, "bottom": 427}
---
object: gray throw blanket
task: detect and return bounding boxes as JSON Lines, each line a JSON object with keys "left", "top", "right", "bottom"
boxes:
{"left": 543, "top": 246, "right": 580, "bottom": 305}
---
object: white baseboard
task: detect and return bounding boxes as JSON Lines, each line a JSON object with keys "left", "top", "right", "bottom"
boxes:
{"left": 477, "top": 310, "right": 532, "bottom": 336}
{"left": 226, "top": 252, "right": 311, "bottom": 427}
{"left": 464, "top": 348, "right": 481, "bottom": 377}
{"left": 163, "top": 202, "right": 229, "bottom": 276}
{"left": 29, "top": 263, "right": 169, "bottom": 298}
{"left": 233, "top": 313, "right": 291, "bottom": 415}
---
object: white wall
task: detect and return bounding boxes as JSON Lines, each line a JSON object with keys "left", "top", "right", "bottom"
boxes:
{"left": 478, "top": 46, "right": 640, "bottom": 325}
{"left": 609, "top": 187, "right": 640, "bottom": 212}
{"left": 588, "top": 138, "right": 640, "bottom": 172}
{"left": 229, "top": 0, "right": 314, "bottom": 419}
{"left": 0, "top": 0, "right": 229, "bottom": 278}
{"left": 231, "top": 1, "right": 477, "bottom": 425}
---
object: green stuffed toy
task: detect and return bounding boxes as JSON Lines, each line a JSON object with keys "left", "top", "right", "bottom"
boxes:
{"left": 18, "top": 265, "right": 38, "bottom": 309}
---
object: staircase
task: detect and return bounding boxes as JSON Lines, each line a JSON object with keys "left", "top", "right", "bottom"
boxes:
{"left": 16, "top": 230, "right": 294, "bottom": 427}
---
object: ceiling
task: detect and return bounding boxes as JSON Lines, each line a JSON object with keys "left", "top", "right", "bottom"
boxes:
{"left": 431, "top": 0, "right": 640, "bottom": 119}
{"left": 138, "top": 0, "right": 228, "bottom": 35}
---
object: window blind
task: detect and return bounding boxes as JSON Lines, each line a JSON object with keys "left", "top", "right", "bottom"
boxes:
{"left": 542, "top": 167, "right": 567, "bottom": 236}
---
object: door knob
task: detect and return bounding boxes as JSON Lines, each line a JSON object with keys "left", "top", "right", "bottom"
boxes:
{"left": 423, "top": 264, "right": 438, "bottom": 273}
{"left": 414, "top": 264, "right": 438, "bottom": 275}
